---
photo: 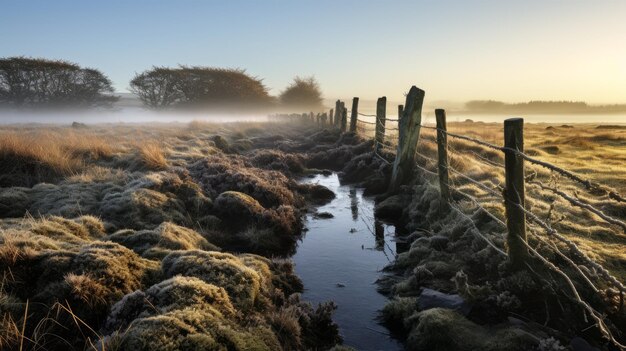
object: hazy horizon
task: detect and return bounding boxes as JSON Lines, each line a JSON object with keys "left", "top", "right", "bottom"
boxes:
{"left": 2, "top": 0, "right": 626, "bottom": 105}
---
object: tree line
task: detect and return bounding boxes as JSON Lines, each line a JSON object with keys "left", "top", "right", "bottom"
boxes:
{"left": 0, "top": 57, "right": 324, "bottom": 110}
{"left": 465, "top": 100, "right": 626, "bottom": 114}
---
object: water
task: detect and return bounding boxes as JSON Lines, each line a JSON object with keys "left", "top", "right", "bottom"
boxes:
{"left": 293, "top": 173, "right": 403, "bottom": 351}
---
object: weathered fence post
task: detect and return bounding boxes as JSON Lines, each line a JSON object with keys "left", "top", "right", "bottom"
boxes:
{"left": 389, "top": 86, "right": 425, "bottom": 192}
{"left": 329, "top": 108, "right": 334, "bottom": 126}
{"left": 375, "top": 97, "right": 386, "bottom": 152}
{"left": 350, "top": 97, "right": 359, "bottom": 133}
{"left": 504, "top": 118, "right": 528, "bottom": 269}
{"left": 435, "top": 109, "right": 450, "bottom": 202}
{"left": 341, "top": 107, "right": 347, "bottom": 132}
{"left": 397, "top": 105, "right": 404, "bottom": 141}
{"left": 334, "top": 101, "right": 342, "bottom": 127}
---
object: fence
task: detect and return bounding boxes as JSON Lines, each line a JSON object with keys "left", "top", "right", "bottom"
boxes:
{"left": 279, "top": 85, "right": 626, "bottom": 348}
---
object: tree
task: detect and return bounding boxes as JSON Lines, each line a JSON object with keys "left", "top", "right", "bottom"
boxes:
{"left": 0, "top": 57, "right": 118, "bottom": 108}
{"left": 130, "top": 66, "right": 274, "bottom": 109}
{"left": 279, "top": 76, "right": 323, "bottom": 110}
{"left": 129, "top": 67, "right": 182, "bottom": 109}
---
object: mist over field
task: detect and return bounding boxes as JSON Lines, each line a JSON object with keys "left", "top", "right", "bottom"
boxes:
{"left": 1, "top": 1, "right": 625, "bottom": 351}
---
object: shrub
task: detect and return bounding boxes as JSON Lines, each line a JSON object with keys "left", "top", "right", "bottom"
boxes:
{"left": 279, "top": 76, "right": 323, "bottom": 110}
{"left": 130, "top": 66, "right": 274, "bottom": 110}
{"left": 0, "top": 56, "right": 118, "bottom": 108}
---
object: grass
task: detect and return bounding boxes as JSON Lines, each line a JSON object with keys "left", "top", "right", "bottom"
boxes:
{"left": 136, "top": 142, "right": 169, "bottom": 170}
{"left": 412, "top": 121, "right": 626, "bottom": 280}
{"left": 0, "top": 119, "right": 343, "bottom": 350}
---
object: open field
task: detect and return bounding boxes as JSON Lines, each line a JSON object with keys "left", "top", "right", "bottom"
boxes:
{"left": 0, "top": 119, "right": 624, "bottom": 350}
{"left": 414, "top": 122, "right": 626, "bottom": 279}
{"left": 0, "top": 120, "right": 352, "bottom": 350}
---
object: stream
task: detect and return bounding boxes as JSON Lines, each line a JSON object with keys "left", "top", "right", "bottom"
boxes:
{"left": 294, "top": 173, "right": 404, "bottom": 351}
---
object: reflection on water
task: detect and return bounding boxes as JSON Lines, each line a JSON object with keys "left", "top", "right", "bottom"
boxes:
{"left": 294, "top": 173, "right": 403, "bottom": 351}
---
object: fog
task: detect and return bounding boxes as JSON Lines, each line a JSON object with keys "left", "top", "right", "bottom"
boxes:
{"left": 0, "top": 107, "right": 274, "bottom": 125}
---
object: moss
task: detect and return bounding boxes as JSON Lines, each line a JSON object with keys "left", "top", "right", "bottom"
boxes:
{"left": 405, "top": 308, "right": 536, "bottom": 351}
{"left": 30, "top": 215, "right": 106, "bottom": 243}
{"left": 298, "top": 183, "right": 335, "bottom": 205}
{"left": 161, "top": 250, "right": 263, "bottom": 310}
{"left": 249, "top": 149, "right": 305, "bottom": 175}
{"left": 382, "top": 297, "right": 418, "bottom": 331}
{"left": 190, "top": 155, "right": 301, "bottom": 208}
{"left": 0, "top": 187, "right": 31, "bottom": 218}
{"left": 212, "top": 191, "right": 302, "bottom": 255}
{"left": 106, "top": 222, "right": 219, "bottom": 257}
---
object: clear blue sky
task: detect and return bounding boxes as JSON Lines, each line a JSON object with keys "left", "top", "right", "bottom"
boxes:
{"left": 2, "top": 0, "right": 625, "bottom": 103}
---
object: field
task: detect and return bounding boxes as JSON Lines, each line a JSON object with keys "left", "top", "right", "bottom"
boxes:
{"left": 0, "top": 119, "right": 624, "bottom": 350}
{"left": 0, "top": 120, "right": 359, "bottom": 350}
{"left": 415, "top": 122, "right": 626, "bottom": 279}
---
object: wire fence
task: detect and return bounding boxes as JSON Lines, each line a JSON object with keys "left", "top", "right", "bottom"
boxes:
{"left": 277, "top": 100, "right": 626, "bottom": 346}
{"left": 411, "top": 119, "right": 626, "bottom": 348}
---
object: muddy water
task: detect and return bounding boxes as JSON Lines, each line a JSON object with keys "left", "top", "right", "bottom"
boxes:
{"left": 294, "top": 173, "right": 403, "bottom": 351}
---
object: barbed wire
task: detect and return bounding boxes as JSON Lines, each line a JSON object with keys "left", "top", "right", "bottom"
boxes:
{"left": 356, "top": 119, "right": 376, "bottom": 125}
{"left": 414, "top": 161, "right": 508, "bottom": 256}
{"left": 420, "top": 124, "right": 625, "bottom": 203}
{"left": 528, "top": 180, "right": 626, "bottom": 232}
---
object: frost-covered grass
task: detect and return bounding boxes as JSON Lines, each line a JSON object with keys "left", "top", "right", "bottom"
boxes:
{"left": 0, "top": 120, "right": 343, "bottom": 350}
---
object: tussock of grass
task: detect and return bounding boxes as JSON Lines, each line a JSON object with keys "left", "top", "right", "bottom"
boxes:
{"left": 0, "top": 129, "right": 118, "bottom": 187}
{"left": 136, "top": 142, "right": 169, "bottom": 170}
{"left": 0, "top": 121, "right": 354, "bottom": 350}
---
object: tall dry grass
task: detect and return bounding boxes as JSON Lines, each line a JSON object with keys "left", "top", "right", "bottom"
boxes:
{"left": 0, "top": 129, "right": 117, "bottom": 187}
{"left": 136, "top": 142, "right": 169, "bottom": 170}
{"left": 414, "top": 121, "right": 626, "bottom": 279}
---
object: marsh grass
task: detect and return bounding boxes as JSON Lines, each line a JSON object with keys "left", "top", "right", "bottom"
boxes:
{"left": 415, "top": 121, "right": 626, "bottom": 280}
{"left": 135, "top": 142, "right": 169, "bottom": 170}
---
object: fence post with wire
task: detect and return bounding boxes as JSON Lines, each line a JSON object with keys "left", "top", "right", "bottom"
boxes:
{"left": 375, "top": 96, "right": 386, "bottom": 152}
{"left": 389, "top": 86, "right": 425, "bottom": 192}
{"left": 435, "top": 109, "right": 450, "bottom": 203}
{"left": 341, "top": 106, "right": 347, "bottom": 132}
{"left": 503, "top": 118, "right": 528, "bottom": 269}
{"left": 350, "top": 98, "right": 359, "bottom": 132}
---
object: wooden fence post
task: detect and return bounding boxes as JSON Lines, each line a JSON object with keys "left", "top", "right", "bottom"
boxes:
{"left": 329, "top": 108, "right": 334, "bottom": 126}
{"left": 341, "top": 107, "right": 347, "bottom": 132}
{"left": 389, "top": 86, "right": 425, "bottom": 192}
{"left": 397, "top": 105, "right": 404, "bottom": 140}
{"left": 504, "top": 118, "right": 528, "bottom": 269}
{"left": 435, "top": 109, "right": 450, "bottom": 202}
{"left": 350, "top": 97, "right": 359, "bottom": 133}
{"left": 375, "top": 97, "right": 386, "bottom": 152}
{"left": 334, "top": 101, "right": 341, "bottom": 127}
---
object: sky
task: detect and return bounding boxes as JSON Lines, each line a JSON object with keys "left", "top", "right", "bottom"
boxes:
{"left": 1, "top": 0, "right": 625, "bottom": 104}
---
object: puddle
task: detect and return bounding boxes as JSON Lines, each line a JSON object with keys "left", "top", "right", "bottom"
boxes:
{"left": 294, "top": 173, "right": 403, "bottom": 351}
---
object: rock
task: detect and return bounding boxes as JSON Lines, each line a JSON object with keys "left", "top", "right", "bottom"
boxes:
{"left": 300, "top": 183, "right": 335, "bottom": 205}
{"left": 570, "top": 337, "right": 600, "bottom": 351}
{"left": 406, "top": 308, "right": 536, "bottom": 351}
{"left": 314, "top": 212, "right": 334, "bottom": 219}
{"left": 417, "top": 288, "right": 471, "bottom": 316}
{"left": 336, "top": 283, "right": 346, "bottom": 288}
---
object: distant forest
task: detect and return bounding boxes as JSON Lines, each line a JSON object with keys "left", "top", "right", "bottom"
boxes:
{"left": 464, "top": 100, "right": 626, "bottom": 114}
